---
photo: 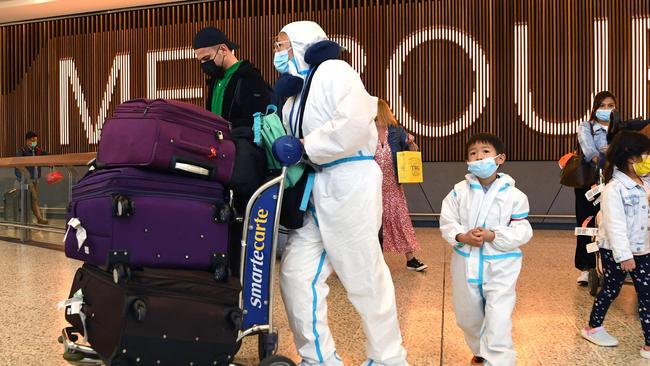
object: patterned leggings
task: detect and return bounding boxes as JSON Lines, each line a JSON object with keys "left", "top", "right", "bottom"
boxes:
{"left": 589, "top": 249, "right": 650, "bottom": 345}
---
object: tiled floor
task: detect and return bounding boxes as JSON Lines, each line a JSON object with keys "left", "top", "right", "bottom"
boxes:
{"left": 1, "top": 229, "right": 649, "bottom": 366}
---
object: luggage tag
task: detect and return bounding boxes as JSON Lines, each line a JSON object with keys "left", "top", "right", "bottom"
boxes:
{"left": 57, "top": 289, "right": 83, "bottom": 314}
{"left": 586, "top": 242, "right": 600, "bottom": 253}
{"left": 64, "top": 218, "right": 88, "bottom": 251}
{"left": 57, "top": 289, "right": 88, "bottom": 342}
{"left": 585, "top": 184, "right": 604, "bottom": 202}
{"left": 575, "top": 227, "right": 598, "bottom": 236}
{"left": 575, "top": 216, "right": 598, "bottom": 237}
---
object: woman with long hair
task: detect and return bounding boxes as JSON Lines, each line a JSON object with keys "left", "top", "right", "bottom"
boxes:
{"left": 374, "top": 99, "right": 427, "bottom": 272}
{"left": 575, "top": 91, "right": 616, "bottom": 285}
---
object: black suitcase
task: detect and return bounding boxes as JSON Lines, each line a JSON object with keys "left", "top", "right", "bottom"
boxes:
{"left": 64, "top": 264, "right": 242, "bottom": 366}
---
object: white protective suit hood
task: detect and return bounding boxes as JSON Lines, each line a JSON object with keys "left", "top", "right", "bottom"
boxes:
{"left": 281, "top": 21, "right": 328, "bottom": 78}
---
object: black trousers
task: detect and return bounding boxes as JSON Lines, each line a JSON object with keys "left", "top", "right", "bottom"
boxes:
{"left": 574, "top": 187, "right": 598, "bottom": 270}
{"left": 589, "top": 250, "right": 650, "bottom": 345}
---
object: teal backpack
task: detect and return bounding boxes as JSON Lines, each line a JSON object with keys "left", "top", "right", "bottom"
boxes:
{"left": 253, "top": 105, "right": 305, "bottom": 188}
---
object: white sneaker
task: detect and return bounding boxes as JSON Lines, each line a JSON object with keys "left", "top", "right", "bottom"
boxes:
{"left": 577, "top": 271, "right": 589, "bottom": 286}
{"left": 581, "top": 327, "right": 619, "bottom": 347}
{"left": 641, "top": 347, "right": 650, "bottom": 359}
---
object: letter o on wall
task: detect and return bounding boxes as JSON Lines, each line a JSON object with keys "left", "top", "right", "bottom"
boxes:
{"left": 386, "top": 27, "right": 490, "bottom": 138}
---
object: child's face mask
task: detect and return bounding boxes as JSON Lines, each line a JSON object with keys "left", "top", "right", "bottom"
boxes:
{"left": 633, "top": 155, "right": 650, "bottom": 176}
{"left": 467, "top": 156, "right": 501, "bottom": 179}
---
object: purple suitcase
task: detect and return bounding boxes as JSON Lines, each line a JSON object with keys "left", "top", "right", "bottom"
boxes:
{"left": 64, "top": 167, "right": 230, "bottom": 274}
{"left": 96, "top": 99, "right": 236, "bottom": 183}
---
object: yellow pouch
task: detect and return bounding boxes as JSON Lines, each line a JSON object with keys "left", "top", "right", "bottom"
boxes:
{"left": 396, "top": 151, "right": 424, "bottom": 183}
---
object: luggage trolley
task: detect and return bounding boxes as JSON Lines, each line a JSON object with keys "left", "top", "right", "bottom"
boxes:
{"left": 58, "top": 136, "right": 303, "bottom": 366}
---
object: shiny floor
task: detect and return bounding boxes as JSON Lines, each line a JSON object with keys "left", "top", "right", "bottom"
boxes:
{"left": 0, "top": 229, "right": 648, "bottom": 366}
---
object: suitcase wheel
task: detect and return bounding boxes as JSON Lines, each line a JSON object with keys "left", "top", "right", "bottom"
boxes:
{"left": 228, "top": 309, "right": 243, "bottom": 330}
{"left": 212, "top": 253, "right": 229, "bottom": 282}
{"left": 214, "top": 203, "right": 234, "bottom": 224}
{"left": 258, "top": 332, "right": 279, "bottom": 361}
{"left": 214, "top": 264, "right": 228, "bottom": 282}
{"left": 112, "top": 264, "right": 131, "bottom": 284}
{"left": 112, "top": 195, "right": 134, "bottom": 217}
{"left": 62, "top": 351, "right": 86, "bottom": 362}
{"left": 131, "top": 299, "right": 147, "bottom": 322}
{"left": 258, "top": 355, "right": 296, "bottom": 366}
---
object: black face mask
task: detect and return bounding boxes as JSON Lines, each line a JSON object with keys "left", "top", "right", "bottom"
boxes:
{"left": 201, "top": 60, "right": 222, "bottom": 78}
{"left": 201, "top": 51, "right": 226, "bottom": 78}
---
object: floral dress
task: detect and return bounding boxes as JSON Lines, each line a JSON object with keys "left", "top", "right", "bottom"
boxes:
{"left": 374, "top": 137, "right": 421, "bottom": 253}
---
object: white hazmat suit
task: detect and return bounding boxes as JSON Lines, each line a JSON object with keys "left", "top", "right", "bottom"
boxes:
{"left": 277, "top": 21, "right": 408, "bottom": 366}
{"left": 440, "top": 173, "right": 533, "bottom": 366}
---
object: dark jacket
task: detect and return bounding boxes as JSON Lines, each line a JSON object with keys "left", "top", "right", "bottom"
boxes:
{"left": 387, "top": 125, "right": 410, "bottom": 181}
{"left": 204, "top": 60, "right": 272, "bottom": 207}
{"left": 15, "top": 145, "right": 47, "bottom": 181}
{"left": 205, "top": 60, "right": 272, "bottom": 135}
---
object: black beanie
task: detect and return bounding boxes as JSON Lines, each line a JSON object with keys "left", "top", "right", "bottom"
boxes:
{"left": 192, "top": 27, "right": 239, "bottom": 50}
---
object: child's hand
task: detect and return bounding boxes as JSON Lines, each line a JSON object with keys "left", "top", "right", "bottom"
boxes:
{"left": 473, "top": 227, "right": 496, "bottom": 243}
{"left": 620, "top": 258, "right": 636, "bottom": 272}
{"left": 456, "top": 231, "right": 483, "bottom": 247}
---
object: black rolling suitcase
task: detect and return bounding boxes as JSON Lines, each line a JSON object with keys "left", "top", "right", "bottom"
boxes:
{"left": 63, "top": 264, "right": 242, "bottom": 366}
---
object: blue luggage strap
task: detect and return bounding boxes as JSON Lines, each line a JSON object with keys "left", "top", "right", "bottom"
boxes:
{"left": 298, "top": 152, "right": 375, "bottom": 212}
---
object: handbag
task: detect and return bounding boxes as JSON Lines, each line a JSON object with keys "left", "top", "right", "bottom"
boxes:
{"left": 560, "top": 122, "right": 599, "bottom": 188}
{"left": 396, "top": 151, "right": 424, "bottom": 183}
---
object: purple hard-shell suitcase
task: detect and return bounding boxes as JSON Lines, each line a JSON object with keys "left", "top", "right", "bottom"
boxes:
{"left": 64, "top": 167, "right": 230, "bottom": 273}
{"left": 96, "top": 99, "right": 235, "bottom": 183}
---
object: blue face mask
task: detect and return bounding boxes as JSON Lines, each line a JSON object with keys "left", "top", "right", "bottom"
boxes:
{"left": 273, "top": 49, "right": 291, "bottom": 74}
{"left": 30, "top": 141, "right": 37, "bottom": 148}
{"left": 467, "top": 156, "right": 499, "bottom": 179}
{"left": 595, "top": 108, "right": 612, "bottom": 122}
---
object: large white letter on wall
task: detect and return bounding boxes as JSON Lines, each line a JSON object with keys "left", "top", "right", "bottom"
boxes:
{"left": 386, "top": 27, "right": 490, "bottom": 137}
{"left": 59, "top": 54, "right": 130, "bottom": 145}
{"left": 632, "top": 17, "right": 650, "bottom": 119}
{"left": 147, "top": 48, "right": 203, "bottom": 99}
{"left": 514, "top": 20, "right": 608, "bottom": 135}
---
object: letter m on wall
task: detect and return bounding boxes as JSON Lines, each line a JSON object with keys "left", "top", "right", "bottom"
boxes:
{"left": 59, "top": 54, "right": 130, "bottom": 145}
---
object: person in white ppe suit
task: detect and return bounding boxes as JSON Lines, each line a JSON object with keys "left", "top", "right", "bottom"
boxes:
{"left": 272, "top": 21, "right": 408, "bottom": 366}
{"left": 440, "top": 133, "right": 533, "bottom": 366}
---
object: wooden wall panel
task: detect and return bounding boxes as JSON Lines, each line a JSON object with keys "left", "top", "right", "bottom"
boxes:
{"left": 1, "top": 0, "right": 650, "bottom": 161}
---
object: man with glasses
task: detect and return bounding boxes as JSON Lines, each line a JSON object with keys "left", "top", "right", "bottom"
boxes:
{"left": 272, "top": 21, "right": 409, "bottom": 366}
{"left": 193, "top": 27, "right": 272, "bottom": 277}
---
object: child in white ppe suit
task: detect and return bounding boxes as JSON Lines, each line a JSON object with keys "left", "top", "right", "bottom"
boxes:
{"left": 440, "top": 133, "right": 533, "bottom": 366}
